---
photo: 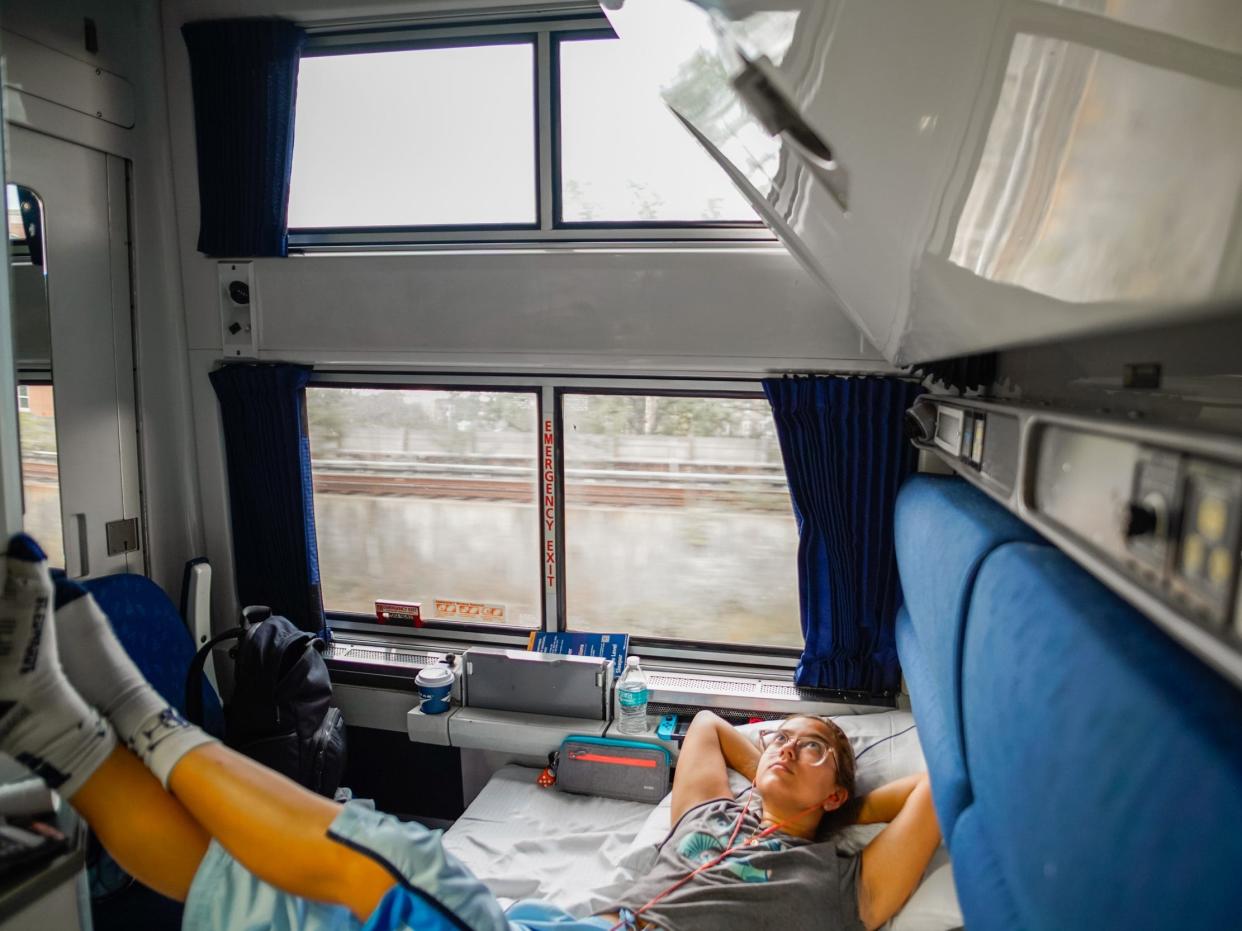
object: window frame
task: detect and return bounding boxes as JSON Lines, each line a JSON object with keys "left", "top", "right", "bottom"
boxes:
{"left": 289, "top": 12, "right": 775, "bottom": 250}
{"left": 307, "top": 379, "right": 546, "bottom": 636}
{"left": 311, "top": 372, "right": 800, "bottom": 671}
{"left": 549, "top": 29, "right": 765, "bottom": 233}
{"left": 16, "top": 384, "right": 30, "bottom": 412}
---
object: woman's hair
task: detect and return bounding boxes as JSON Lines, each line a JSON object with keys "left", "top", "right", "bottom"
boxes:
{"left": 781, "top": 713, "right": 863, "bottom": 840}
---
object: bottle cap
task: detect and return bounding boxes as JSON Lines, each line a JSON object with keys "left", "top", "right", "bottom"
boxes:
{"left": 625, "top": 655, "right": 640, "bottom": 667}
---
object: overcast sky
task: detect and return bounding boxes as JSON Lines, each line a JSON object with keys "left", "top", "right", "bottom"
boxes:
{"left": 287, "top": 28, "right": 755, "bottom": 227}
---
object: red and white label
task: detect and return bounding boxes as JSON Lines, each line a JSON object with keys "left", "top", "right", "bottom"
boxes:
{"left": 374, "top": 600, "right": 421, "bottom": 626}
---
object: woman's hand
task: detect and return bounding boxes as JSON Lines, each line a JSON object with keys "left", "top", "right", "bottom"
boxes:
{"left": 855, "top": 772, "right": 928, "bottom": 825}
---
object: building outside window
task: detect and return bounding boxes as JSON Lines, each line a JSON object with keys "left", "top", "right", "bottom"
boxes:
{"left": 16, "top": 384, "right": 63, "bottom": 568}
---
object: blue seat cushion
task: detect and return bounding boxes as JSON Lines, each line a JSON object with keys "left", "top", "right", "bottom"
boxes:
{"left": 948, "top": 805, "right": 1025, "bottom": 931}
{"left": 894, "top": 606, "right": 966, "bottom": 834}
{"left": 959, "top": 543, "right": 1242, "bottom": 930}
{"left": 894, "top": 475, "right": 1042, "bottom": 829}
{"left": 82, "top": 574, "right": 224, "bottom": 738}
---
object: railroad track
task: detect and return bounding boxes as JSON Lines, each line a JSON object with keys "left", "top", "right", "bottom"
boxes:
{"left": 312, "top": 473, "right": 785, "bottom": 509}
{"left": 23, "top": 456, "right": 783, "bottom": 509}
{"left": 19, "top": 459, "right": 58, "bottom": 483}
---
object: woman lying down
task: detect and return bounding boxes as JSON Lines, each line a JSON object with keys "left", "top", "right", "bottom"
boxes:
{"left": 0, "top": 534, "right": 941, "bottom": 931}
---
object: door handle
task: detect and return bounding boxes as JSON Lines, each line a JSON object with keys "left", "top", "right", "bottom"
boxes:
{"left": 731, "top": 54, "right": 849, "bottom": 211}
{"left": 67, "top": 513, "right": 90, "bottom": 579}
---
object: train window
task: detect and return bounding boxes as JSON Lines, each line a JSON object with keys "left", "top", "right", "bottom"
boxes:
{"left": 287, "top": 17, "right": 772, "bottom": 247}
{"left": 561, "top": 392, "right": 800, "bottom": 649}
{"left": 16, "top": 384, "right": 64, "bottom": 568}
{"left": 556, "top": 35, "right": 758, "bottom": 225}
{"left": 306, "top": 386, "right": 543, "bottom": 628}
{"left": 288, "top": 41, "right": 537, "bottom": 229}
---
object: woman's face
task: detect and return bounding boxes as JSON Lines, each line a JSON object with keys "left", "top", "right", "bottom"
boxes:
{"left": 753, "top": 718, "right": 848, "bottom": 816}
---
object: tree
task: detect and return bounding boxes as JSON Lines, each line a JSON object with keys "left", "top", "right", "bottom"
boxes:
{"left": 570, "top": 396, "right": 758, "bottom": 437}
{"left": 306, "top": 389, "right": 353, "bottom": 449}
{"left": 665, "top": 47, "right": 731, "bottom": 128}
{"left": 626, "top": 180, "right": 665, "bottom": 222}
{"left": 564, "top": 178, "right": 599, "bottom": 222}
{"left": 569, "top": 395, "right": 645, "bottom": 435}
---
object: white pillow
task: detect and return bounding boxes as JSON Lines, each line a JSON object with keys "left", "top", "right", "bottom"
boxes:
{"left": 620, "top": 711, "right": 962, "bottom": 931}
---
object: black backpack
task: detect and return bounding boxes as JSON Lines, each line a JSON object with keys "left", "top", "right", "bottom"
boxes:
{"left": 186, "top": 609, "right": 347, "bottom": 797}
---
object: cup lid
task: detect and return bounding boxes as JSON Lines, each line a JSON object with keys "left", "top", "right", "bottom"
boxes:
{"left": 416, "top": 665, "right": 454, "bottom": 688}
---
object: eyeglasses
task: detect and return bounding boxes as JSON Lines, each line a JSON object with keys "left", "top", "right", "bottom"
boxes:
{"left": 757, "top": 729, "right": 835, "bottom": 767}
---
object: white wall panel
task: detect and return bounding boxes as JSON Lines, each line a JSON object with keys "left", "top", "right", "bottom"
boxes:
{"left": 126, "top": 1, "right": 209, "bottom": 596}
{"left": 0, "top": 0, "right": 141, "bottom": 79}
{"left": 186, "top": 349, "right": 239, "bottom": 632}
{"left": 0, "top": 0, "right": 142, "bottom": 157}
{"left": 190, "top": 249, "right": 882, "bottom": 374}
{"left": 1, "top": 31, "right": 135, "bottom": 127}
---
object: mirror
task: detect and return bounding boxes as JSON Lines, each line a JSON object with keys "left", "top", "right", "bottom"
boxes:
{"left": 8, "top": 183, "right": 64, "bottom": 567}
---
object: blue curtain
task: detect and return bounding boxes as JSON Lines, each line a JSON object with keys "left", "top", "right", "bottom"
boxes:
{"left": 763, "top": 376, "right": 922, "bottom": 693}
{"left": 210, "top": 363, "right": 324, "bottom": 634}
{"left": 181, "top": 19, "right": 306, "bottom": 257}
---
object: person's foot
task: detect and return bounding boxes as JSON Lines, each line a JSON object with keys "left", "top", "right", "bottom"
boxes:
{"left": 0, "top": 534, "right": 114, "bottom": 797}
{"left": 54, "top": 577, "right": 214, "bottom": 787}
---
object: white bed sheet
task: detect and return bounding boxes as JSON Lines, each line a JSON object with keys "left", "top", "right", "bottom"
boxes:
{"left": 442, "top": 764, "right": 657, "bottom": 916}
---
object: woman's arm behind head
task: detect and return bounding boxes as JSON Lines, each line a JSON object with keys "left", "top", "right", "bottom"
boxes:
{"left": 856, "top": 772, "right": 942, "bottom": 930}
{"left": 669, "top": 711, "right": 760, "bottom": 824}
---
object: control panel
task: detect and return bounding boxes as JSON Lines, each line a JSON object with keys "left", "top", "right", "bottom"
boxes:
{"left": 1119, "top": 452, "right": 1242, "bottom": 632}
{"left": 908, "top": 397, "right": 1242, "bottom": 688}
{"left": 1173, "top": 463, "right": 1242, "bottom": 626}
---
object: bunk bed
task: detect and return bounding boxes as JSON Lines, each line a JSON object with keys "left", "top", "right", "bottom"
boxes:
{"left": 441, "top": 711, "right": 962, "bottom": 930}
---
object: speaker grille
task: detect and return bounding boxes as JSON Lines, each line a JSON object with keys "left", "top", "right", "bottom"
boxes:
{"left": 324, "top": 644, "right": 444, "bottom": 668}
{"left": 647, "top": 673, "right": 759, "bottom": 696}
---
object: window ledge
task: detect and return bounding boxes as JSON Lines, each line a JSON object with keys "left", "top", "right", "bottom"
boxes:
{"left": 289, "top": 238, "right": 786, "bottom": 258}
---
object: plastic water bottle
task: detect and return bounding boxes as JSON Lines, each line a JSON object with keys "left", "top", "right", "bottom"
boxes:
{"left": 617, "top": 656, "right": 649, "bottom": 735}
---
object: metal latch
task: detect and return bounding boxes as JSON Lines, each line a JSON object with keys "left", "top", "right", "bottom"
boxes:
{"left": 105, "top": 518, "right": 140, "bottom": 556}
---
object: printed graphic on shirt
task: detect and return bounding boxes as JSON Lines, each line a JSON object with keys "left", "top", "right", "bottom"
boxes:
{"left": 675, "top": 809, "right": 787, "bottom": 883}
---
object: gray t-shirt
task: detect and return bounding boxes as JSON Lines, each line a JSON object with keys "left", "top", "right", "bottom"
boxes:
{"left": 605, "top": 794, "right": 865, "bottom": 931}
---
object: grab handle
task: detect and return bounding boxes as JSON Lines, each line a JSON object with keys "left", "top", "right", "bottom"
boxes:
{"left": 67, "top": 513, "right": 90, "bottom": 579}
{"left": 731, "top": 54, "right": 849, "bottom": 211}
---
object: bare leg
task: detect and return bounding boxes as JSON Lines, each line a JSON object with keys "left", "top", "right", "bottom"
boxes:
{"left": 166, "top": 743, "right": 396, "bottom": 921}
{"left": 68, "top": 745, "right": 210, "bottom": 901}
{"left": 857, "top": 774, "right": 942, "bottom": 930}
{"left": 68, "top": 742, "right": 395, "bottom": 919}
{"left": 1, "top": 543, "right": 393, "bottom": 920}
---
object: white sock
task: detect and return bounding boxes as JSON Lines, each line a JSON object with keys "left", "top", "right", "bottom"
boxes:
{"left": 53, "top": 577, "right": 215, "bottom": 787}
{"left": 0, "top": 535, "right": 115, "bottom": 798}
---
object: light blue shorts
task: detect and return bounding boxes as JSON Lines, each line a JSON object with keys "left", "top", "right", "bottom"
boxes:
{"left": 181, "top": 801, "right": 615, "bottom": 931}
